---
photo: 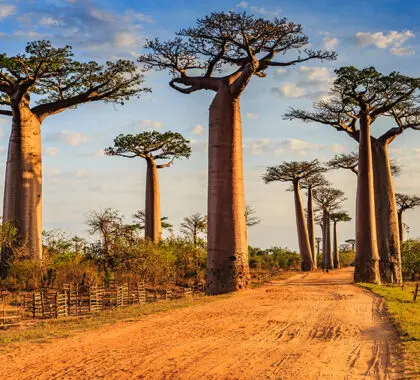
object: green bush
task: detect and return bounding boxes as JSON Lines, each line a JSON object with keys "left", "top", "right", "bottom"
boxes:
{"left": 401, "top": 240, "right": 420, "bottom": 281}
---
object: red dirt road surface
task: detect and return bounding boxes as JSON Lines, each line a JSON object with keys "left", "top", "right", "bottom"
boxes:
{"left": 0, "top": 268, "right": 403, "bottom": 379}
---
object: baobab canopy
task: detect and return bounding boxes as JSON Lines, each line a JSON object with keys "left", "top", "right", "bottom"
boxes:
{"left": 138, "top": 11, "right": 336, "bottom": 95}
{"left": 0, "top": 40, "right": 148, "bottom": 118}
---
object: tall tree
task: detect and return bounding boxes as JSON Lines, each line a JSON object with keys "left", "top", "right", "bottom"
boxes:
{"left": 315, "top": 237, "right": 322, "bottom": 258}
{"left": 105, "top": 131, "right": 191, "bottom": 243}
{"left": 0, "top": 40, "right": 147, "bottom": 264}
{"left": 245, "top": 205, "right": 261, "bottom": 227}
{"left": 263, "top": 160, "right": 326, "bottom": 271}
{"left": 133, "top": 210, "right": 174, "bottom": 233}
{"left": 139, "top": 11, "right": 336, "bottom": 294}
{"left": 329, "top": 212, "right": 352, "bottom": 269}
{"left": 301, "top": 173, "right": 328, "bottom": 269}
{"left": 313, "top": 187, "right": 346, "bottom": 270}
{"left": 180, "top": 213, "right": 207, "bottom": 246}
{"left": 396, "top": 194, "right": 420, "bottom": 244}
{"left": 285, "top": 66, "right": 420, "bottom": 283}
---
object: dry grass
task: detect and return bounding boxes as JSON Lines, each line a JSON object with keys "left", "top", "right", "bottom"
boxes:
{"left": 359, "top": 282, "right": 420, "bottom": 378}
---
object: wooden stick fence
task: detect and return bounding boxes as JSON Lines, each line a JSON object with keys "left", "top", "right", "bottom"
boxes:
{"left": 0, "top": 308, "right": 21, "bottom": 327}
{"left": 19, "top": 281, "right": 201, "bottom": 320}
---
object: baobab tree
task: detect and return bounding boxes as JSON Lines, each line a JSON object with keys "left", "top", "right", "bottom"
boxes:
{"left": 133, "top": 210, "right": 173, "bottom": 233}
{"left": 346, "top": 239, "right": 356, "bottom": 251}
{"left": 301, "top": 173, "right": 328, "bottom": 269}
{"left": 245, "top": 205, "right": 261, "bottom": 227}
{"left": 180, "top": 213, "right": 207, "bottom": 246}
{"left": 0, "top": 40, "right": 146, "bottom": 265}
{"left": 105, "top": 131, "right": 191, "bottom": 243}
{"left": 330, "top": 212, "right": 351, "bottom": 269}
{"left": 328, "top": 152, "right": 401, "bottom": 176}
{"left": 315, "top": 237, "right": 322, "bottom": 258}
{"left": 396, "top": 193, "right": 420, "bottom": 244}
{"left": 313, "top": 187, "right": 346, "bottom": 270}
{"left": 139, "top": 11, "right": 336, "bottom": 294}
{"left": 285, "top": 66, "right": 420, "bottom": 283}
{"left": 263, "top": 160, "right": 326, "bottom": 271}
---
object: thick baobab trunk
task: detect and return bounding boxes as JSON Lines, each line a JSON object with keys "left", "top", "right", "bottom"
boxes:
{"left": 333, "top": 221, "right": 339, "bottom": 269}
{"left": 307, "top": 187, "right": 316, "bottom": 269}
{"left": 3, "top": 102, "right": 42, "bottom": 261}
{"left": 323, "top": 210, "right": 333, "bottom": 270}
{"left": 293, "top": 181, "right": 313, "bottom": 272}
{"left": 397, "top": 211, "right": 404, "bottom": 245}
{"left": 371, "top": 139, "right": 402, "bottom": 284}
{"left": 206, "top": 84, "right": 250, "bottom": 295}
{"left": 354, "top": 117, "right": 380, "bottom": 283}
{"left": 144, "top": 158, "right": 162, "bottom": 243}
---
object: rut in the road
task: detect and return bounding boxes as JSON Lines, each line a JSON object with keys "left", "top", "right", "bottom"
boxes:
{"left": 0, "top": 268, "right": 404, "bottom": 380}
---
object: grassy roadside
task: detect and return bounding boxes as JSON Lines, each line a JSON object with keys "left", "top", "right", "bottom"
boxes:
{"left": 0, "top": 294, "right": 230, "bottom": 350}
{"left": 359, "top": 282, "right": 420, "bottom": 378}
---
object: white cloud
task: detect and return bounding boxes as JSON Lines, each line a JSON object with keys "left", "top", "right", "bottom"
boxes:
{"left": 323, "top": 37, "right": 338, "bottom": 50}
{"left": 94, "top": 149, "right": 105, "bottom": 157}
{"left": 191, "top": 124, "right": 205, "bottom": 136}
{"left": 246, "top": 112, "right": 258, "bottom": 119}
{"left": 272, "top": 83, "right": 305, "bottom": 98}
{"left": 355, "top": 30, "right": 415, "bottom": 50}
{"left": 139, "top": 120, "right": 162, "bottom": 130}
{"left": 58, "top": 131, "right": 90, "bottom": 146}
{"left": 299, "top": 66, "right": 333, "bottom": 85}
{"left": 244, "top": 138, "right": 347, "bottom": 156}
{"left": 44, "top": 168, "right": 62, "bottom": 177}
{"left": 45, "top": 147, "right": 59, "bottom": 156}
{"left": 274, "top": 69, "right": 287, "bottom": 77}
{"left": 236, "top": 2, "right": 281, "bottom": 17}
{"left": 0, "top": 4, "right": 16, "bottom": 20}
{"left": 39, "top": 17, "right": 61, "bottom": 26}
{"left": 190, "top": 139, "right": 207, "bottom": 153}
{"left": 390, "top": 47, "right": 415, "bottom": 56}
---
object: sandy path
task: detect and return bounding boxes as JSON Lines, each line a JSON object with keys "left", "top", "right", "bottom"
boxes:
{"left": 0, "top": 268, "right": 403, "bottom": 379}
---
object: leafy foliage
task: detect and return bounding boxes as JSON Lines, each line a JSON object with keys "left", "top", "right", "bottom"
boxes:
{"left": 139, "top": 11, "right": 335, "bottom": 95}
{"left": 180, "top": 213, "right": 207, "bottom": 246}
{"left": 133, "top": 210, "right": 173, "bottom": 233}
{"left": 285, "top": 66, "right": 420, "bottom": 143}
{"left": 0, "top": 40, "right": 148, "bottom": 119}
{"left": 263, "top": 159, "right": 326, "bottom": 184}
{"left": 105, "top": 131, "right": 191, "bottom": 167}
{"left": 245, "top": 205, "right": 261, "bottom": 227}
{"left": 401, "top": 240, "right": 420, "bottom": 281}
{"left": 313, "top": 187, "right": 346, "bottom": 212}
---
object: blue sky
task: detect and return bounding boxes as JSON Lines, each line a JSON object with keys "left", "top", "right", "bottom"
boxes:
{"left": 0, "top": 0, "right": 419, "bottom": 249}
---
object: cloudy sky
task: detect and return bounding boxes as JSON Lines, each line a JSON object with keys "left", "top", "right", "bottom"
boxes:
{"left": 0, "top": 0, "right": 419, "bottom": 250}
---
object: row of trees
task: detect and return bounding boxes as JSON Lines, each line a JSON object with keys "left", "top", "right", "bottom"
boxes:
{"left": 1, "top": 11, "right": 419, "bottom": 292}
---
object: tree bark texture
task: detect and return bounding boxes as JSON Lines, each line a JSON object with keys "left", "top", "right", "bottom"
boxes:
{"left": 371, "top": 139, "right": 402, "bottom": 284}
{"left": 398, "top": 211, "right": 404, "bottom": 245}
{"left": 206, "top": 84, "right": 250, "bottom": 295}
{"left": 323, "top": 210, "right": 333, "bottom": 270}
{"left": 307, "top": 187, "right": 317, "bottom": 269}
{"left": 3, "top": 103, "right": 42, "bottom": 261}
{"left": 145, "top": 158, "right": 162, "bottom": 243}
{"left": 354, "top": 116, "right": 381, "bottom": 283}
{"left": 293, "top": 181, "right": 313, "bottom": 272}
{"left": 333, "top": 221, "right": 339, "bottom": 269}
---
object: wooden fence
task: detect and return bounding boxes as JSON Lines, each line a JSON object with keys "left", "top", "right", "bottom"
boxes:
{"left": 18, "top": 281, "right": 202, "bottom": 320}
{"left": 0, "top": 308, "right": 21, "bottom": 327}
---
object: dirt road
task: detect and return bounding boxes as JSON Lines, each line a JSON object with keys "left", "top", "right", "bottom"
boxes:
{"left": 0, "top": 268, "right": 403, "bottom": 379}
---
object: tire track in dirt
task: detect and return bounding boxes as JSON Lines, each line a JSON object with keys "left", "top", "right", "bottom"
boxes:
{"left": 0, "top": 268, "right": 404, "bottom": 379}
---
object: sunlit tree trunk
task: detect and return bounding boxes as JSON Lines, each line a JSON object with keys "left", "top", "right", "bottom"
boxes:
{"left": 397, "top": 211, "right": 404, "bottom": 245}
{"left": 354, "top": 115, "right": 381, "bottom": 283}
{"left": 371, "top": 138, "right": 402, "bottom": 284}
{"left": 307, "top": 186, "right": 316, "bottom": 269}
{"left": 333, "top": 220, "right": 339, "bottom": 269}
{"left": 206, "top": 84, "right": 250, "bottom": 294}
{"left": 3, "top": 99, "right": 42, "bottom": 262}
{"left": 293, "top": 181, "right": 313, "bottom": 272}
{"left": 323, "top": 210, "right": 333, "bottom": 270}
{"left": 145, "top": 158, "right": 162, "bottom": 243}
